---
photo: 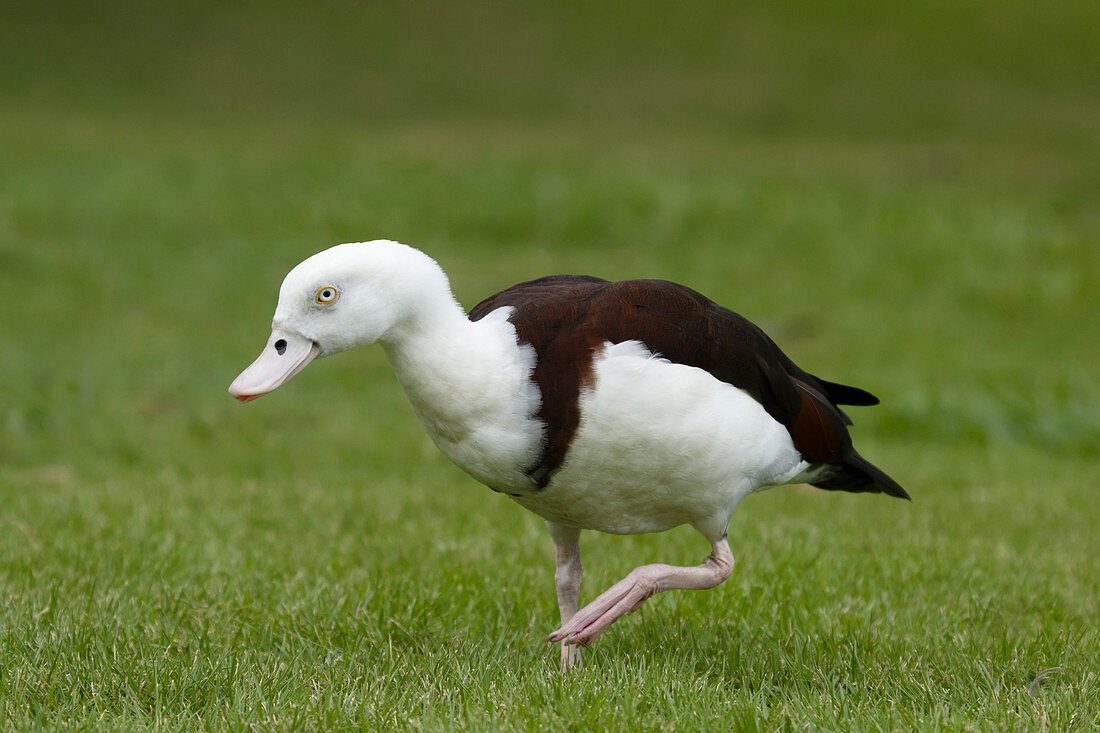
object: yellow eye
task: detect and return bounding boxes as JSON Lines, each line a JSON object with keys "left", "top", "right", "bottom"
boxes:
{"left": 315, "top": 286, "right": 339, "bottom": 305}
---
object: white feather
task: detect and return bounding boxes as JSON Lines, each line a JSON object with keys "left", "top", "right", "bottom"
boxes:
{"left": 513, "top": 340, "right": 811, "bottom": 540}
{"left": 382, "top": 305, "right": 544, "bottom": 493}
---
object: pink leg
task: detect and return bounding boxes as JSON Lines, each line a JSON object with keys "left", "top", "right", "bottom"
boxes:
{"left": 547, "top": 522, "right": 583, "bottom": 672}
{"left": 547, "top": 537, "right": 734, "bottom": 647}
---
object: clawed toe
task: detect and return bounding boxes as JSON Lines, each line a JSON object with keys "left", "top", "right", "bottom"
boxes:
{"left": 547, "top": 574, "right": 657, "bottom": 646}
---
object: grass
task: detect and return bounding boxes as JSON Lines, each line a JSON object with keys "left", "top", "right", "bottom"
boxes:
{"left": 2, "top": 0, "right": 1099, "bottom": 729}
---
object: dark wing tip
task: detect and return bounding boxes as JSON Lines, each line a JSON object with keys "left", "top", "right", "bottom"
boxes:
{"left": 814, "top": 378, "right": 881, "bottom": 407}
{"left": 789, "top": 383, "right": 850, "bottom": 463}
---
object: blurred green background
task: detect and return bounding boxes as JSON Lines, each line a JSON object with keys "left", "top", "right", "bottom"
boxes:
{"left": 1, "top": 0, "right": 1098, "bottom": 729}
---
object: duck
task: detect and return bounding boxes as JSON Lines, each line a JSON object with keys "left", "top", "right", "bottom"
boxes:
{"left": 228, "top": 239, "right": 908, "bottom": 672}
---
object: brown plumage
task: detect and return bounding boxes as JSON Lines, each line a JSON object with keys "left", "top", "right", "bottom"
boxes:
{"left": 469, "top": 276, "right": 908, "bottom": 499}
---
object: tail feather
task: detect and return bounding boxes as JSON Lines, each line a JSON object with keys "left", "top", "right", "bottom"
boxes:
{"left": 811, "top": 450, "right": 910, "bottom": 500}
{"left": 813, "top": 377, "right": 880, "bottom": 407}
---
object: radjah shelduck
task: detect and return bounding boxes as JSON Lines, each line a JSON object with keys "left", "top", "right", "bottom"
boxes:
{"left": 229, "top": 240, "right": 908, "bottom": 672}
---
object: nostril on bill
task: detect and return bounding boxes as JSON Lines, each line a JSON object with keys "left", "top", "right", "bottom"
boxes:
{"left": 274, "top": 339, "right": 287, "bottom": 355}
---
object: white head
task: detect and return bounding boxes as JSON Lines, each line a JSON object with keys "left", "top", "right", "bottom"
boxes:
{"left": 228, "top": 240, "right": 455, "bottom": 402}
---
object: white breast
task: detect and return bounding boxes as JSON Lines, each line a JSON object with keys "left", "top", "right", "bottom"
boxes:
{"left": 384, "top": 306, "right": 544, "bottom": 493}
{"left": 512, "top": 340, "right": 811, "bottom": 540}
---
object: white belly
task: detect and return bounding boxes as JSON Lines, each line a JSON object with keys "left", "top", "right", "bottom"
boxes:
{"left": 512, "top": 341, "right": 810, "bottom": 540}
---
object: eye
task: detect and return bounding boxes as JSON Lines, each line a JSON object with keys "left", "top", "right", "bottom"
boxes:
{"left": 315, "top": 286, "right": 339, "bottom": 305}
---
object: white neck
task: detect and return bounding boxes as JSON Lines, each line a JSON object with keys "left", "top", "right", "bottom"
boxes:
{"left": 380, "top": 295, "right": 543, "bottom": 492}
{"left": 381, "top": 295, "right": 485, "bottom": 433}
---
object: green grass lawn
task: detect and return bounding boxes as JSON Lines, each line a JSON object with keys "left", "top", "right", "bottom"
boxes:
{"left": 2, "top": 1, "right": 1099, "bottom": 729}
